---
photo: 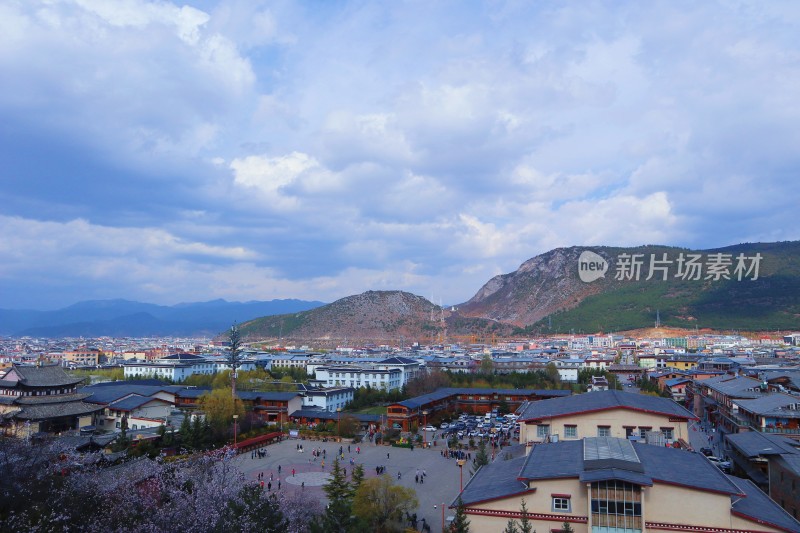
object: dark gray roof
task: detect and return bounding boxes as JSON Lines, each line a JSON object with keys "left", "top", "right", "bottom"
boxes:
{"left": 516, "top": 438, "right": 741, "bottom": 496}
{"left": 734, "top": 393, "right": 800, "bottom": 416}
{"left": 697, "top": 375, "right": 764, "bottom": 399}
{"left": 4, "top": 364, "right": 83, "bottom": 387}
{"left": 237, "top": 391, "right": 301, "bottom": 401}
{"left": 518, "top": 390, "right": 696, "bottom": 421}
{"left": 109, "top": 394, "right": 166, "bottom": 411}
{"left": 728, "top": 476, "right": 800, "bottom": 532}
{"left": 15, "top": 393, "right": 91, "bottom": 405}
{"left": 289, "top": 409, "right": 382, "bottom": 423}
{"left": 456, "top": 455, "right": 531, "bottom": 506}
{"left": 83, "top": 384, "right": 185, "bottom": 405}
{"left": 15, "top": 401, "right": 103, "bottom": 421}
{"left": 726, "top": 432, "right": 800, "bottom": 457}
{"left": 379, "top": 356, "right": 418, "bottom": 365}
{"left": 160, "top": 352, "right": 206, "bottom": 361}
{"left": 398, "top": 387, "right": 570, "bottom": 410}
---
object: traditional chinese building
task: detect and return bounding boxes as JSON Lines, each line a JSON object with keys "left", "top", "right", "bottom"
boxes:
{"left": 0, "top": 364, "right": 102, "bottom": 436}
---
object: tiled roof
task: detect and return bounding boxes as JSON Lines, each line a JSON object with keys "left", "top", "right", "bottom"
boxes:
{"left": 15, "top": 401, "right": 103, "bottom": 421}
{"left": 109, "top": 394, "right": 166, "bottom": 411}
{"left": 726, "top": 432, "right": 800, "bottom": 458}
{"left": 289, "top": 409, "right": 382, "bottom": 423}
{"left": 516, "top": 438, "right": 741, "bottom": 496}
{"left": 15, "top": 393, "right": 91, "bottom": 405}
{"left": 83, "top": 384, "right": 185, "bottom": 405}
{"left": 697, "top": 375, "right": 764, "bottom": 399}
{"left": 398, "top": 387, "right": 570, "bottom": 410}
{"left": 456, "top": 455, "right": 530, "bottom": 506}
{"left": 6, "top": 364, "right": 84, "bottom": 387}
{"left": 518, "top": 390, "right": 696, "bottom": 421}
{"left": 728, "top": 476, "right": 800, "bottom": 532}
{"left": 734, "top": 393, "right": 800, "bottom": 416}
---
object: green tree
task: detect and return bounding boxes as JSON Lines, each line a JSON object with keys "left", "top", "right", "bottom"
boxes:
{"left": 503, "top": 520, "right": 520, "bottom": 533}
{"left": 450, "top": 496, "right": 470, "bottom": 532}
{"left": 197, "top": 387, "right": 245, "bottom": 436}
{"left": 312, "top": 458, "right": 355, "bottom": 533}
{"left": 352, "top": 475, "right": 418, "bottom": 533}
{"left": 544, "top": 362, "right": 561, "bottom": 386}
{"left": 518, "top": 499, "right": 533, "bottom": 533}
{"left": 561, "top": 521, "right": 574, "bottom": 533}
{"left": 471, "top": 440, "right": 489, "bottom": 475}
{"left": 350, "top": 463, "right": 365, "bottom": 498}
{"left": 480, "top": 354, "right": 493, "bottom": 374}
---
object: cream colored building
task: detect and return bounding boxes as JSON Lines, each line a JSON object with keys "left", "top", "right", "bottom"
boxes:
{"left": 458, "top": 437, "right": 800, "bottom": 533}
{"left": 518, "top": 390, "right": 695, "bottom": 448}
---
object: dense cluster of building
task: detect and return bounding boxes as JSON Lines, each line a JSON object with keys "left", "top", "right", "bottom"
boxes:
{"left": 2, "top": 331, "right": 800, "bottom": 531}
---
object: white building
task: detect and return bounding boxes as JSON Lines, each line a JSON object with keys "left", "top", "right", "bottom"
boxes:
{"left": 122, "top": 353, "right": 256, "bottom": 383}
{"left": 314, "top": 366, "right": 402, "bottom": 390}
{"left": 302, "top": 387, "right": 354, "bottom": 412}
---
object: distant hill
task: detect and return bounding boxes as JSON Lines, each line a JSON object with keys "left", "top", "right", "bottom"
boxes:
{"left": 0, "top": 299, "right": 325, "bottom": 337}
{"left": 458, "top": 241, "right": 800, "bottom": 333}
{"left": 239, "top": 290, "right": 515, "bottom": 343}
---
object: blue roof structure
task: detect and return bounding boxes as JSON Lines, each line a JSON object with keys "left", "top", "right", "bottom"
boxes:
{"left": 728, "top": 476, "right": 800, "bottom": 532}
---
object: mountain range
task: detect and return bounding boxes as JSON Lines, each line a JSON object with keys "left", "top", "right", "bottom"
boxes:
{"left": 3, "top": 241, "right": 798, "bottom": 339}
{"left": 0, "top": 299, "right": 325, "bottom": 337}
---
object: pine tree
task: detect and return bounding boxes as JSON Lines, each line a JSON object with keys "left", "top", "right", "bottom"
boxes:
{"left": 503, "top": 520, "right": 520, "bottom": 533}
{"left": 561, "top": 521, "right": 574, "bottom": 533}
{"left": 518, "top": 499, "right": 534, "bottom": 533}
{"left": 450, "top": 496, "right": 470, "bottom": 533}
{"left": 318, "top": 458, "right": 355, "bottom": 533}
{"left": 471, "top": 440, "right": 489, "bottom": 475}
{"left": 349, "top": 463, "right": 365, "bottom": 498}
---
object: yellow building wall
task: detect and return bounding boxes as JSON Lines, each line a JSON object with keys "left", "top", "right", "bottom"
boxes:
{"left": 466, "top": 477, "right": 788, "bottom": 533}
{"left": 470, "top": 478, "right": 589, "bottom": 533}
{"left": 520, "top": 408, "right": 690, "bottom": 448}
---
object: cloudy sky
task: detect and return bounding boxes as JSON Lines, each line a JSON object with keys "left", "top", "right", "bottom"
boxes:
{"left": 2, "top": 0, "right": 799, "bottom": 310}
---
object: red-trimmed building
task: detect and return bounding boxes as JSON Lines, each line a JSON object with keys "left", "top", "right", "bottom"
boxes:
{"left": 387, "top": 388, "right": 571, "bottom": 431}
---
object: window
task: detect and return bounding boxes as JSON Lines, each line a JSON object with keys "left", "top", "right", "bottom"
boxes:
{"left": 597, "top": 426, "right": 611, "bottom": 437}
{"left": 660, "top": 427, "right": 674, "bottom": 440}
{"left": 564, "top": 425, "right": 578, "bottom": 438}
{"left": 537, "top": 424, "right": 550, "bottom": 438}
{"left": 552, "top": 497, "right": 571, "bottom": 512}
{"left": 639, "top": 427, "right": 652, "bottom": 439}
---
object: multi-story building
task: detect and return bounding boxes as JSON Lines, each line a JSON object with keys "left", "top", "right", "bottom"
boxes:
{"left": 517, "top": 390, "right": 697, "bottom": 447}
{"left": 456, "top": 437, "right": 800, "bottom": 533}
{"left": 313, "top": 366, "right": 402, "bottom": 390}
{"left": 122, "top": 353, "right": 256, "bottom": 383}
{"left": 301, "top": 387, "right": 354, "bottom": 412}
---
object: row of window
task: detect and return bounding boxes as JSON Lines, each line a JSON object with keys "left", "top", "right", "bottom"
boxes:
{"left": 536, "top": 425, "right": 674, "bottom": 440}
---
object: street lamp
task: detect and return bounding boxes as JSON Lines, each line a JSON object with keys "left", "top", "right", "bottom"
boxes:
{"left": 422, "top": 409, "right": 430, "bottom": 447}
{"left": 337, "top": 407, "right": 341, "bottom": 438}
{"left": 457, "top": 459, "right": 466, "bottom": 492}
{"left": 233, "top": 414, "right": 239, "bottom": 447}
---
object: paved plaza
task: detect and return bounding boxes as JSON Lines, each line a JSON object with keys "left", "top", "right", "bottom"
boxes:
{"left": 234, "top": 435, "right": 504, "bottom": 530}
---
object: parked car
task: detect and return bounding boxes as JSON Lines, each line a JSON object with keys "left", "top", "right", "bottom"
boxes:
{"left": 424, "top": 425, "right": 437, "bottom": 432}
{"left": 700, "top": 447, "right": 713, "bottom": 456}
{"left": 706, "top": 456, "right": 731, "bottom": 472}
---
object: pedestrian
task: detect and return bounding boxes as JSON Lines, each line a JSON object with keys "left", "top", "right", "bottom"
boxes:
{"left": 270, "top": 472, "right": 273, "bottom": 481}
{"left": 268, "top": 481, "right": 272, "bottom": 491}
{"left": 415, "top": 474, "right": 419, "bottom": 484}
{"left": 322, "top": 459, "right": 325, "bottom": 469}
{"left": 397, "top": 471, "right": 401, "bottom": 480}
{"left": 387, "top": 452, "right": 390, "bottom": 460}
{"left": 344, "top": 468, "right": 347, "bottom": 476}
{"left": 260, "top": 480, "right": 264, "bottom": 489}
{"left": 348, "top": 445, "right": 351, "bottom": 453}
{"left": 278, "top": 465, "right": 281, "bottom": 474}
{"left": 301, "top": 481, "right": 305, "bottom": 490}
{"left": 278, "top": 480, "right": 281, "bottom": 490}
{"left": 292, "top": 468, "right": 296, "bottom": 477}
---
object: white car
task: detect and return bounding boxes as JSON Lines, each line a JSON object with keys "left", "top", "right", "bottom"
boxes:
{"left": 424, "top": 425, "right": 437, "bottom": 432}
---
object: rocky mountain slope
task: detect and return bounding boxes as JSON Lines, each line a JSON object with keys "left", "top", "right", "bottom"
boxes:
{"left": 459, "top": 242, "right": 800, "bottom": 332}
{"left": 239, "top": 290, "right": 515, "bottom": 343}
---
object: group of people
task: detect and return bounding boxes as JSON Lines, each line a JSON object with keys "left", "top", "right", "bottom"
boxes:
{"left": 442, "top": 449, "right": 471, "bottom": 460}
{"left": 414, "top": 469, "right": 427, "bottom": 484}
{"left": 250, "top": 447, "right": 269, "bottom": 459}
